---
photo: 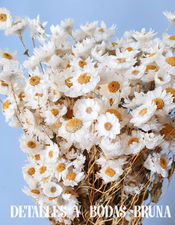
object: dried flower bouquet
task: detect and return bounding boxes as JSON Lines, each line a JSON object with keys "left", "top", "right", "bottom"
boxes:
{"left": 0, "top": 8, "right": 175, "bottom": 225}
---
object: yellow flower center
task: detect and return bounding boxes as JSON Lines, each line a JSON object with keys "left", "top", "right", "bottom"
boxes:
{"left": 106, "top": 109, "right": 122, "bottom": 121}
{"left": 3, "top": 52, "right": 13, "bottom": 60}
{"left": 39, "top": 166, "right": 47, "bottom": 174}
{"left": 78, "top": 73, "right": 91, "bottom": 84}
{"left": 31, "top": 189, "right": 40, "bottom": 195}
{"left": 105, "top": 168, "right": 115, "bottom": 177}
{"left": 109, "top": 98, "right": 114, "bottom": 106}
{"left": 48, "top": 151, "right": 53, "bottom": 158}
{"left": 86, "top": 107, "right": 92, "bottom": 114}
{"left": 108, "top": 81, "right": 120, "bottom": 93}
{"left": 145, "top": 64, "right": 159, "bottom": 73}
{"left": 160, "top": 124, "right": 175, "bottom": 139}
{"left": 128, "top": 137, "right": 139, "bottom": 145}
{"left": 148, "top": 52, "right": 156, "bottom": 58}
{"left": 66, "top": 118, "right": 83, "bottom": 133}
{"left": 0, "top": 13, "right": 7, "bottom": 22}
{"left": 138, "top": 107, "right": 147, "bottom": 116}
{"left": 78, "top": 60, "right": 87, "bottom": 68}
{"left": 50, "top": 108, "right": 59, "bottom": 116}
{"left": 50, "top": 186, "right": 56, "bottom": 193}
{"left": 65, "top": 189, "right": 74, "bottom": 195}
{"left": 98, "top": 28, "right": 104, "bottom": 32}
{"left": 132, "top": 70, "right": 139, "bottom": 75}
{"left": 104, "top": 122, "right": 112, "bottom": 131}
{"left": 27, "top": 141, "right": 36, "bottom": 149}
{"left": 56, "top": 163, "right": 65, "bottom": 172}
{"left": 66, "top": 171, "right": 76, "bottom": 180}
{"left": 116, "top": 58, "right": 126, "bottom": 63}
{"left": 34, "top": 154, "right": 40, "bottom": 161}
{"left": 160, "top": 157, "right": 167, "bottom": 169}
{"left": 152, "top": 98, "right": 164, "bottom": 109}
{"left": 168, "top": 35, "right": 175, "bottom": 40}
{"left": 66, "top": 63, "right": 71, "bottom": 68}
{"left": 65, "top": 76, "right": 73, "bottom": 88}
{"left": 43, "top": 177, "right": 48, "bottom": 184}
{"left": 1, "top": 80, "right": 8, "bottom": 87}
{"left": 53, "top": 121, "right": 62, "bottom": 129}
{"left": 18, "top": 91, "right": 24, "bottom": 101}
{"left": 166, "top": 88, "right": 175, "bottom": 102}
{"left": 35, "top": 93, "right": 43, "bottom": 97}
{"left": 166, "top": 57, "right": 175, "bottom": 66}
{"left": 2, "top": 100, "right": 10, "bottom": 112}
{"left": 27, "top": 168, "right": 35, "bottom": 176}
{"left": 48, "top": 197, "right": 57, "bottom": 200}
{"left": 29, "top": 76, "right": 40, "bottom": 86}
{"left": 111, "top": 42, "right": 118, "bottom": 46}
{"left": 126, "top": 47, "right": 133, "bottom": 52}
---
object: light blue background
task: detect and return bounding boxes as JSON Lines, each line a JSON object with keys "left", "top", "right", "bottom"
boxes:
{"left": 0, "top": 0, "right": 175, "bottom": 224}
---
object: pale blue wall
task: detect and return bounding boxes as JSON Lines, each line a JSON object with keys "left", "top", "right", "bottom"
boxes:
{"left": 0, "top": 0, "right": 175, "bottom": 224}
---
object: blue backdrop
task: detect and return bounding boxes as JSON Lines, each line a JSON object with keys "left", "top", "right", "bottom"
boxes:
{"left": 0, "top": 0, "right": 175, "bottom": 224}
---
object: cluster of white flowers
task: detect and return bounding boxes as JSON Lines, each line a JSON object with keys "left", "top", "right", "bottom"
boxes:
{"left": 1, "top": 8, "right": 175, "bottom": 225}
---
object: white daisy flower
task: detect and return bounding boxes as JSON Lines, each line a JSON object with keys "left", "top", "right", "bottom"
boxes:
{"left": 124, "top": 131, "right": 145, "bottom": 155}
{"left": 23, "top": 186, "right": 42, "bottom": 201}
{"left": 43, "top": 181, "right": 63, "bottom": 198}
{"left": 146, "top": 87, "right": 175, "bottom": 114}
{"left": 96, "top": 112, "right": 120, "bottom": 139}
{"left": 58, "top": 118, "right": 95, "bottom": 150}
{"left": 162, "top": 33, "right": 175, "bottom": 48}
{"left": 154, "top": 69, "right": 171, "bottom": 87}
{"left": 126, "top": 65, "right": 146, "bottom": 80}
{"left": 0, "top": 63, "right": 24, "bottom": 83}
{"left": 23, "top": 41, "right": 55, "bottom": 70}
{"left": 130, "top": 103, "right": 157, "bottom": 127}
{"left": 61, "top": 18, "right": 74, "bottom": 35}
{"left": 163, "top": 11, "right": 175, "bottom": 25}
{"left": 99, "top": 76, "right": 130, "bottom": 101}
{"left": 22, "top": 163, "right": 38, "bottom": 188}
{"left": 141, "top": 63, "right": 159, "bottom": 82}
{"left": 94, "top": 21, "right": 116, "bottom": 42}
{"left": 1, "top": 96, "right": 17, "bottom": 122}
{"left": 42, "top": 104, "right": 67, "bottom": 125}
{"left": 105, "top": 50, "right": 137, "bottom": 73}
{"left": 132, "top": 28, "right": 157, "bottom": 45}
{"left": 73, "top": 98, "right": 101, "bottom": 122}
{"left": 99, "top": 137, "right": 123, "bottom": 158}
{"left": 0, "top": 48, "right": 17, "bottom": 63}
{"left": 72, "top": 29, "right": 87, "bottom": 42}
{"left": 5, "top": 16, "right": 28, "bottom": 36}
{"left": 57, "top": 198, "right": 79, "bottom": 222}
{"left": 21, "top": 109, "right": 37, "bottom": 135}
{"left": 158, "top": 53, "right": 175, "bottom": 75}
{"left": 43, "top": 143, "right": 60, "bottom": 164}
{"left": 0, "top": 8, "right": 12, "bottom": 30}
{"left": 62, "top": 168, "right": 85, "bottom": 187}
{"left": 71, "top": 154, "right": 86, "bottom": 169}
{"left": 80, "top": 21, "right": 98, "bottom": 36}
{"left": 27, "top": 15, "right": 48, "bottom": 43}
{"left": 19, "top": 134, "right": 42, "bottom": 154}
{"left": 144, "top": 132, "right": 163, "bottom": 149}
{"left": 72, "top": 38, "right": 95, "bottom": 58}
{"left": 54, "top": 158, "right": 68, "bottom": 181}
{"left": 35, "top": 163, "right": 54, "bottom": 181}
{"left": 144, "top": 153, "right": 172, "bottom": 177}
{"left": 64, "top": 68, "right": 100, "bottom": 98}
{"left": 97, "top": 156, "right": 126, "bottom": 183}
{"left": 0, "top": 78, "right": 9, "bottom": 95}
